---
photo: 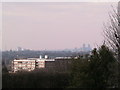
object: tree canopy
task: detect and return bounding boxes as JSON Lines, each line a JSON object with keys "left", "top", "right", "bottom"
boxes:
{"left": 69, "top": 45, "right": 117, "bottom": 88}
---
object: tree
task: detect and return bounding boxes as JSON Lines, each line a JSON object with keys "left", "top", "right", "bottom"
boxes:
{"left": 2, "top": 60, "right": 8, "bottom": 73}
{"left": 68, "top": 58, "right": 92, "bottom": 88}
{"left": 69, "top": 45, "right": 117, "bottom": 88}
{"left": 89, "top": 45, "right": 117, "bottom": 88}
{"left": 103, "top": 3, "right": 120, "bottom": 62}
{"left": 103, "top": 2, "right": 120, "bottom": 87}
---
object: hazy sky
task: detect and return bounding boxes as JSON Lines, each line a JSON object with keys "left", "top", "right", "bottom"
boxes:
{"left": 2, "top": 2, "right": 117, "bottom": 51}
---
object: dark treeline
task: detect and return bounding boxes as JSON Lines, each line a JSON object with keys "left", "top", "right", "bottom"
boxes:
{"left": 69, "top": 45, "right": 119, "bottom": 88}
{"left": 2, "top": 69, "right": 70, "bottom": 88}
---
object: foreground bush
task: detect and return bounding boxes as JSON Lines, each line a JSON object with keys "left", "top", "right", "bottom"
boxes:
{"left": 2, "top": 69, "right": 70, "bottom": 88}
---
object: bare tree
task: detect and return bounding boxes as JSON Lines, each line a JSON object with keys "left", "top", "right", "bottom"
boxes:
{"left": 103, "top": 2, "right": 120, "bottom": 88}
{"left": 103, "top": 2, "right": 120, "bottom": 63}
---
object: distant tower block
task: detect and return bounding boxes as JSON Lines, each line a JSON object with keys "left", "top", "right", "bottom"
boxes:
{"left": 39, "top": 55, "right": 42, "bottom": 59}
{"left": 88, "top": 44, "right": 90, "bottom": 47}
{"left": 83, "top": 44, "right": 85, "bottom": 47}
{"left": 17, "top": 47, "right": 22, "bottom": 51}
{"left": 45, "top": 55, "right": 48, "bottom": 59}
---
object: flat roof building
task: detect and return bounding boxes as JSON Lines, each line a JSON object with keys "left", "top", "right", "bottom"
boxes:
{"left": 11, "top": 55, "right": 55, "bottom": 72}
{"left": 12, "top": 59, "right": 36, "bottom": 72}
{"left": 11, "top": 55, "right": 73, "bottom": 73}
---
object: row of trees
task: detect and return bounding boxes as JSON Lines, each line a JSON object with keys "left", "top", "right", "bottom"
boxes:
{"left": 2, "top": 70, "right": 70, "bottom": 88}
{"left": 69, "top": 45, "right": 118, "bottom": 88}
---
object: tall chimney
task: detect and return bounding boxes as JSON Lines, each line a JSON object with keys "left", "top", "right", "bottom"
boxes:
{"left": 39, "top": 55, "right": 42, "bottom": 59}
{"left": 45, "top": 55, "right": 48, "bottom": 59}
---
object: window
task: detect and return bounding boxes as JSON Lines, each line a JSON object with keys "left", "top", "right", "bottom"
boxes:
{"left": 22, "top": 62, "right": 26, "bottom": 64}
{"left": 14, "top": 67, "right": 17, "bottom": 69}
{"left": 18, "top": 67, "right": 22, "bottom": 69}
{"left": 18, "top": 62, "right": 22, "bottom": 63}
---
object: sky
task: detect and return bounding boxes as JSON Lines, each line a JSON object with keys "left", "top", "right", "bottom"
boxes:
{"left": 1, "top": 0, "right": 119, "bottom": 2}
{"left": 2, "top": 2, "right": 118, "bottom": 51}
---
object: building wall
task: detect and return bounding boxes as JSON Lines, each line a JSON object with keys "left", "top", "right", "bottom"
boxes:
{"left": 54, "top": 59, "right": 72, "bottom": 72}
{"left": 12, "top": 60, "right": 36, "bottom": 72}
{"left": 45, "top": 61, "right": 55, "bottom": 69}
{"left": 12, "top": 59, "right": 52, "bottom": 72}
{"left": 36, "top": 60, "right": 45, "bottom": 68}
{"left": 12, "top": 58, "right": 72, "bottom": 72}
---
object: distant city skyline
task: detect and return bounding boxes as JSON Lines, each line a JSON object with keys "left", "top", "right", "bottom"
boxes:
{"left": 2, "top": 2, "right": 117, "bottom": 51}
{"left": 3, "top": 43, "right": 92, "bottom": 52}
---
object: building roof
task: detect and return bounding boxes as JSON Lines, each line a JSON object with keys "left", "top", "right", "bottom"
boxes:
{"left": 13, "top": 59, "right": 36, "bottom": 61}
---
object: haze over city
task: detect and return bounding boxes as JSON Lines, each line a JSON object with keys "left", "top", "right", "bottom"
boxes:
{"left": 2, "top": 2, "right": 117, "bottom": 51}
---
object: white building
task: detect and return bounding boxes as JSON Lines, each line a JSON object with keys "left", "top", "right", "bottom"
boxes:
{"left": 12, "top": 55, "right": 54, "bottom": 72}
{"left": 12, "top": 59, "right": 36, "bottom": 72}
